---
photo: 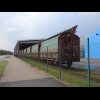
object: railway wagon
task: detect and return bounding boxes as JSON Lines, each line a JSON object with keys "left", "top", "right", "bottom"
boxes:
{"left": 23, "top": 44, "right": 39, "bottom": 59}
{"left": 31, "top": 44, "right": 38, "bottom": 59}
{"left": 39, "top": 25, "right": 80, "bottom": 67}
{"left": 17, "top": 25, "right": 80, "bottom": 68}
{"left": 23, "top": 48, "right": 27, "bottom": 57}
{"left": 27, "top": 47, "right": 31, "bottom": 58}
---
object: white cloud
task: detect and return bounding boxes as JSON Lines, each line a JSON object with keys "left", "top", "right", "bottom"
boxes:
{"left": 0, "top": 12, "right": 100, "bottom": 52}
{"left": 81, "top": 12, "right": 100, "bottom": 16}
{"left": 0, "top": 34, "right": 12, "bottom": 51}
{"left": 3, "top": 27, "right": 17, "bottom": 33}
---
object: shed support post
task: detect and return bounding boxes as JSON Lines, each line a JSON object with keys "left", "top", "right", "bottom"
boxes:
{"left": 59, "top": 44, "right": 61, "bottom": 78}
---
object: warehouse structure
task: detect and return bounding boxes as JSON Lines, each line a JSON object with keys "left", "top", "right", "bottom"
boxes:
{"left": 85, "top": 28, "right": 100, "bottom": 58}
{"left": 14, "top": 39, "right": 45, "bottom": 56}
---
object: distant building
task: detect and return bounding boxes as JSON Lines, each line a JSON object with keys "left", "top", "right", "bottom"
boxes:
{"left": 80, "top": 45, "right": 85, "bottom": 58}
{"left": 80, "top": 36, "right": 88, "bottom": 58}
{"left": 85, "top": 28, "right": 100, "bottom": 58}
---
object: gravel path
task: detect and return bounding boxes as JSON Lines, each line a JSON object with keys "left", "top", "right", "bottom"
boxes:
{"left": 0, "top": 56, "right": 67, "bottom": 87}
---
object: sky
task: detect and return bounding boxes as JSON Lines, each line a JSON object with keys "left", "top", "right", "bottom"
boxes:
{"left": 0, "top": 12, "right": 100, "bottom": 52}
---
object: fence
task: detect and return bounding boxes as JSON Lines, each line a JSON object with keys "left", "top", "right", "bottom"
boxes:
{"left": 16, "top": 40, "right": 100, "bottom": 87}
{"left": 84, "top": 37, "right": 100, "bottom": 87}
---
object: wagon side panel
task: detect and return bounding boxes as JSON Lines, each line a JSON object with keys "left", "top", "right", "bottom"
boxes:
{"left": 31, "top": 44, "right": 39, "bottom": 59}
{"left": 40, "top": 36, "right": 59, "bottom": 62}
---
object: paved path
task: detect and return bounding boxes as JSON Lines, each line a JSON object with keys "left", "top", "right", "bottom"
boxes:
{"left": 0, "top": 56, "right": 67, "bottom": 87}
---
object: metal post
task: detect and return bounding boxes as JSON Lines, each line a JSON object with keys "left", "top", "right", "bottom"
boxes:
{"left": 88, "top": 38, "right": 90, "bottom": 87}
{"left": 47, "top": 47, "right": 48, "bottom": 72}
{"left": 59, "top": 44, "right": 61, "bottom": 78}
{"left": 39, "top": 52, "right": 40, "bottom": 68}
{"left": 35, "top": 50, "right": 36, "bottom": 66}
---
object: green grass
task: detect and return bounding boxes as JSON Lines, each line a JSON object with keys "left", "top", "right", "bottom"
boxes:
{"left": 6, "top": 56, "right": 10, "bottom": 58}
{"left": 0, "top": 61, "right": 8, "bottom": 76}
{"left": 20, "top": 58, "right": 100, "bottom": 87}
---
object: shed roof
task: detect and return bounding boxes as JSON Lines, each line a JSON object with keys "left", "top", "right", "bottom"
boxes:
{"left": 14, "top": 39, "right": 45, "bottom": 51}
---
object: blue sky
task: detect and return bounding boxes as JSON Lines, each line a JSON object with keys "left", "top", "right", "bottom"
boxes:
{"left": 0, "top": 12, "right": 100, "bottom": 52}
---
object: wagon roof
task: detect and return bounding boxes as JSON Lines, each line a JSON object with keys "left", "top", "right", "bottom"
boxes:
{"left": 30, "top": 25, "right": 78, "bottom": 48}
{"left": 40, "top": 25, "right": 78, "bottom": 42}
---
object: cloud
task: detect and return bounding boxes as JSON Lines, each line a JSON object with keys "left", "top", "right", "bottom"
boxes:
{"left": 3, "top": 27, "right": 17, "bottom": 33}
{"left": 80, "top": 12, "right": 100, "bottom": 18}
{"left": 0, "top": 34, "right": 12, "bottom": 51}
{"left": 82, "top": 12, "right": 98, "bottom": 15}
{"left": 0, "top": 12, "right": 100, "bottom": 52}
{"left": 1, "top": 12, "right": 63, "bottom": 39}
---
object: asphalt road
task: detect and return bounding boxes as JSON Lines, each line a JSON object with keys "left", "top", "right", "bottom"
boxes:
{"left": 72, "top": 58, "right": 100, "bottom": 71}
{"left": 0, "top": 55, "right": 9, "bottom": 62}
{"left": 0, "top": 78, "right": 67, "bottom": 87}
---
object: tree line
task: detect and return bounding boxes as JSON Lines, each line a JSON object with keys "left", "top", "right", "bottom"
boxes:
{"left": 0, "top": 50, "right": 13, "bottom": 55}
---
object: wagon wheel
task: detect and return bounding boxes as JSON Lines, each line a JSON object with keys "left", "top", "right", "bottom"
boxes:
{"left": 67, "top": 61, "right": 72, "bottom": 68}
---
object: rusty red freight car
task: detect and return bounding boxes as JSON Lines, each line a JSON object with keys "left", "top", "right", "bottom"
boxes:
{"left": 19, "top": 25, "right": 80, "bottom": 68}
{"left": 38, "top": 25, "right": 80, "bottom": 67}
{"left": 28, "top": 25, "right": 80, "bottom": 68}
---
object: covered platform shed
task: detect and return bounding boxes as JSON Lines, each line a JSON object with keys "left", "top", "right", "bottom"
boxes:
{"left": 14, "top": 39, "right": 45, "bottom": 55}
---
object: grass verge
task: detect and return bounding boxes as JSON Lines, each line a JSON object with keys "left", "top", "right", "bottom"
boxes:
{"left": 0, "top": 61, "right": 8, "bottom": 76}
{"left": 6, "top": 56, "right": 10, "bottom": 58}
{"left": 20, "top": 58, "right": 100, "bottom": 87}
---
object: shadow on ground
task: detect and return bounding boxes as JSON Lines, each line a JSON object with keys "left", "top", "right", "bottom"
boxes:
{"left": 0, "top": 78, "right": 67, "bottom": 87}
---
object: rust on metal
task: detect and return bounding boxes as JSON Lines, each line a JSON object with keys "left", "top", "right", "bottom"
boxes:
{"left": 16, "top": 25, "right": 80, "bottom": 67}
